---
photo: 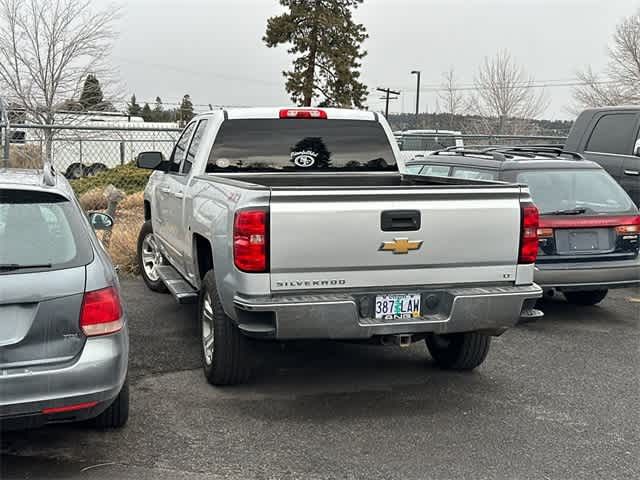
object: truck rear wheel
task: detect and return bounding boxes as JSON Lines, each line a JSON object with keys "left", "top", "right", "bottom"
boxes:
{"left": 564, "top": 289, "right": 608, "bottom": 306}
{"left": 425, "top": 332, "right": 491, "bottom": 370}
{"left": 137, "top": 220, "right": 168, "bottom": 293}
{"left": 200, "top": 270, "right": 252, "bottom": 385}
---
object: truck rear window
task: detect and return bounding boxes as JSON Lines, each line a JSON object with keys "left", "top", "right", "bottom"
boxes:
{"left": 206, "top": 119, "right": 396, "bottom": 172}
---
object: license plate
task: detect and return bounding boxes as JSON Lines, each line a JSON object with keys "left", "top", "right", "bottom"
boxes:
{"left": 375, "top": 294, "right": 421, "bottom": 320}
{"left": 568, "top": 231, "right": 599, "bottom": 251}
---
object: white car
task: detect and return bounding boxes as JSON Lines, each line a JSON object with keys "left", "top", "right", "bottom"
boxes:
{"left": 395, "top": 129, "right": 464, "bottom": 163}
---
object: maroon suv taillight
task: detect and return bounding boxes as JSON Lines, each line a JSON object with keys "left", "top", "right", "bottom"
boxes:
{"left": 80, "top": 287, "right": 123, "bottom": 336}
{"left": 234, "top": 209, "right": 268, "bottom": 272}
{"left": 519, "top": 202, "right": 540, "bottom": 264}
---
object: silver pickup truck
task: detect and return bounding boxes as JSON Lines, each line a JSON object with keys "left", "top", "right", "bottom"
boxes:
{"left": 136, "top": 107, "right": 542, "bottom": 385}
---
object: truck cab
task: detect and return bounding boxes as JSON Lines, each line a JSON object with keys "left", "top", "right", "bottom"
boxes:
{"left": 565, "top": 106, "right": 640, "bottom": 206}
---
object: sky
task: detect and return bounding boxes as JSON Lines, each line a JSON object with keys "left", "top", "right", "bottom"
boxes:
{"left": 102, "top": 0, "right": 639, "bottom": 120}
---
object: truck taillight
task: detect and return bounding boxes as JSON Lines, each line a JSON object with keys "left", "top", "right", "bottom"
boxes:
{"left": 80, "top": 287, "right": 123, "bottom": 336}
{"left": 279, "top": 108, "right": 327, "bottom": 119}
{"left": 234, "top": 209, "right": 268, "bottom": 272}
{"left": 519, "top": 202, "right": 539, "bottom": 264}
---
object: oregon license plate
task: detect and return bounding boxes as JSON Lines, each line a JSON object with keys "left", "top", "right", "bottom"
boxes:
{"left": 375, "top": 294, "right": 421, "bottom": 320}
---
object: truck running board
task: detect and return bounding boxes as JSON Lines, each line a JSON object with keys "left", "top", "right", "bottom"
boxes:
{"left": 157, "top": 265, "right": 199, "bottom": 304}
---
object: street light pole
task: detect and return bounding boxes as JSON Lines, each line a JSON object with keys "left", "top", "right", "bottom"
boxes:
{"left": 411, "top": 70, "right": 421, "bottom": 127}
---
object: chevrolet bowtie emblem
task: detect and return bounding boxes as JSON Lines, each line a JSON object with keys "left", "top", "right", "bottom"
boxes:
{"left": 380, "top": 238, "right": 423, "bottom": 254}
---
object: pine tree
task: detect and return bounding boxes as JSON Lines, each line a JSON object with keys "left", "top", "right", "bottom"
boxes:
{"left": 179, "top": 94, "right": 194, "bottom": 124}
{"left": 79, "top": 74, "right": 105, "bottom": 111}
{"left": 152, "top": 96, "right": 164, "bottom": 121}
{"left": 263, "top": 0, "right": 368, "bottom": 108}
{"left": 128, "top": 94, "right": 142, "bottom": 117}
{"left": 140, "top": 103, "right": 153, "bottom": 122}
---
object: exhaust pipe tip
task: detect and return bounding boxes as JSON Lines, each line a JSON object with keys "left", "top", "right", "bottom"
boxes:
{"left": 380, "top": 334, "right": 413, "bottom": 347}
{"left": 395, "top": 334, "right": 412, "bottom": 348}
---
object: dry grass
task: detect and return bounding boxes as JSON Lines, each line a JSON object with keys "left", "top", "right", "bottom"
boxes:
{"left": 106, "top": 224, "right": 140, "bottom": 275}
{"left": 9, "top": 144, "right": 43, "bottom": 169}
{"left": 79, "top": 188, "right": 109, "bottom": 211}
{"left": 118, "top": 191, "right": 144, "bottom": 212}
{"left": 87, "top": 190, "right": 145, "bottom": 275}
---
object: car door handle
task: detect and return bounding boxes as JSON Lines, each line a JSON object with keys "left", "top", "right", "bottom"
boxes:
{"left": 624, "top": 169, "right": 639, "bottom": 176}
{"left": 159, "top": 186, "right": 171, "bottom": 194}
{"left": 173, "top": 191, "right": 184, "bottom": 199}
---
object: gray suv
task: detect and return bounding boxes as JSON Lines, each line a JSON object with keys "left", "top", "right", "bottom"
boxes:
{"left": 0, "top": 167, "right": 129, "bottom": 430}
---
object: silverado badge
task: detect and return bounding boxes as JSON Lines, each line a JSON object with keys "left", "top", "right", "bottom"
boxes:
{"left": 380, "top": 238, "right": 423, "bottom": 254}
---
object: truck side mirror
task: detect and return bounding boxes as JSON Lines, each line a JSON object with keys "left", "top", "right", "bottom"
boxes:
{"left": 137, "top": 151, "right": 165, "bottom": 170}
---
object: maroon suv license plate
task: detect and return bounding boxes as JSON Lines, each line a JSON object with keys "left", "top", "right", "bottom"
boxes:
{"left": 568, "top": 231, "right": 599, "bottom": 251}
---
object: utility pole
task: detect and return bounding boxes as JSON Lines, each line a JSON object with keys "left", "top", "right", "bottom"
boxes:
{"left": 376, "top": 87, "right": 400, "bottom": 118}
{"left": 411, "top": 70, "right": 421, "bottom": 126}
{"left": 0, "top": 96, "right": 9, "bottom": 167}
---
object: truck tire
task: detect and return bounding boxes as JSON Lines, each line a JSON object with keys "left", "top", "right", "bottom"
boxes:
{"left": 200, "top": 270, "right": 252, "bottom": 385}
{"left": 64, "top": 162, "right": 84, "bottom": 179}
{"left": 89, "top": 379, "right": 129, "bottom": 429}
{"left": 137, "top": 220, "right": 168, "bottom": 293}
{"left": 425, "top": 332, "right": 491, "bottom": 370}
{"left": 564, "top": 289, "right": 608, "bottom": 306}
{"left": 87, "top": 163, "right": 108, "bottom": 176}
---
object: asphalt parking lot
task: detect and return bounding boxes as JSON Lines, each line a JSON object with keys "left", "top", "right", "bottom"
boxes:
{"left": 1, "top": 279, "right": 639, "bottom": 480}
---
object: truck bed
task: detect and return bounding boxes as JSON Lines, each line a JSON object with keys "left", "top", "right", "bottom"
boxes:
{"left": 187, "top": 171, "right": 528, "bottom": 293}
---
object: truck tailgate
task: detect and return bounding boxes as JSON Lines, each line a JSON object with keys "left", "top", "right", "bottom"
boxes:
{"left": 269, "top": 185, "right": 523, "bottom": 291}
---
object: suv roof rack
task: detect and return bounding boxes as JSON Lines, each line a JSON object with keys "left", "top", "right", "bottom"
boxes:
{"left": 489, "top": 146, "right": 584, "bottom": 160}
{"left": 431, "top": 146, "right": 510, "bottom": 161}
{"left": 431, "top": 145, "right": 584, "bottom": 161}
{"left": 42, "top": 162, "right": 56, "bottom": 187}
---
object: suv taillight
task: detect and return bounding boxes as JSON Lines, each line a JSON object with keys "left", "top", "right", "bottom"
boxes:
{"left": 519, "top": 202, "right": 539, "bottom": 264}
{"left": 80, "top": 287, "right": 123, "bottom": 336}
{"left": 234, "top": 209, "right": 268, "bottom": 272}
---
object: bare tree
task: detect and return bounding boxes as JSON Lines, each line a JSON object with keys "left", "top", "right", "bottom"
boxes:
{"left": 437, "top": 68, "right": 466, "bottom": 129}
{"left": 573, "top": 10, "right": 640, "bottom": 109}
{"left": 0, "top": 0, "right": 118, "bottom": 160}
{"left": 470, "top": 50, "right": 548, "bottom": 134}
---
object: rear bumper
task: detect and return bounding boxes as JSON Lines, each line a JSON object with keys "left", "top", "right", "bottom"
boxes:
{"left": 233, "top": 284, "right": 542, "bottom": 340}
{"left": 535, "top": 258, "right": 640, "bottom": 291}
{"left": 0, "top": 325, "right": 128, "bottom": 429}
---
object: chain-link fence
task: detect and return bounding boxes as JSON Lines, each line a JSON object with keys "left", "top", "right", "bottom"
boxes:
{"left": 6, "top": 123, "right": 181, "bottom": 273}
{"left": 4, "top": 123, "right": 568, "bottom": 273}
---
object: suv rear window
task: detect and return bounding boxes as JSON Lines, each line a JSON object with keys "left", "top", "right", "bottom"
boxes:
{"left": 206, "top": 119, "right": 396, "bottom": 172}
{"left": 0, "top": 190, "right": 93, "bottom": 273}
{"left": 517, "top": 169, "right": 634, "bottom": 214}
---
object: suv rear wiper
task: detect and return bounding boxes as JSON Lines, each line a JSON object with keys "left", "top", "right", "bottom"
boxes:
{"left": 0, "top": 263, "right": 52, "bottom": 272}
{"left": 541, "top": 208, "right": 587, "bottom": 216}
